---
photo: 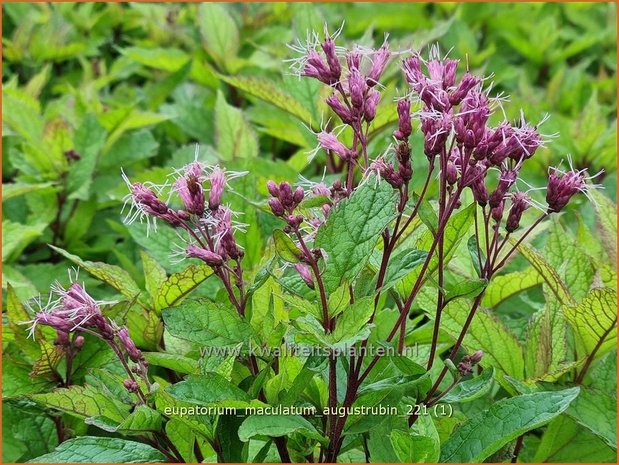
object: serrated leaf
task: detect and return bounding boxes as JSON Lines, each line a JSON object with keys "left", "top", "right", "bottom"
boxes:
{"left": 48, "top": 245, "right": 142, "bottom": 300}
{"left": 215, "top": 90, "right": 259, "bottom": 160}
{"left": 374, "top": 248, "right": 427, "bottom": 292}
{"left": 86, "top": 405, "right": 163, "bottom": 435}
{"left": 591, "top": 190, "right": 617, "bottom": 262}
{"left": 197, "top": 3, "right": 239, "bottom": 71}
{"left": 218, "top": 74, "right": 313, "bottom": 124}
{"left": 28, "top": 436, "right": 167, "bottom": 463}
{"left": 166, "top": 373, "right": 264, "bottom": 409}
{"left": 482, "top": 268, "right": 543, "bottom": 307}
{"left": 315, "top": 179, "right": 398, "bottom": 293}
{"left": 238, "top": 415, "right": 325, "bottom": 443}
{"left": 2, "top": 182, "right": 55, "bottom": 201}
{"left": 563, "top": 287, "right": 617, "bottom": 359}
{"left": 162, "top": 299, "right": 251, "bottom": 347}
{"left": 440, "top": 387, "right": 580, "bottom": 462}
{"left": 154, "top": 264, "right": 213, "bottom": 312}
{"left": 140, "top": 251, "right": 167, "bottom": 302}
{"left": 516, "top": 241, "right": 575, "bottom": 306}
{"left": 566, "top": 386, "right": 616, "bottom": 449}
{"left": 31, "top": 385, "right": 130, "bottom": 423}
{"left": 441, "top": 367, "right": 495, "bottom": 403}
{"left": 2, "top": 220, "right": 46, "bottom": 263}
{"left": 525, "top": 303, "right": 568, "bottom": 381}
{"left": 444, "top": 278, "right": 487, "bottom": 304}
{"left": 272, "top": 229, "right": 302, "bottom": 263}
{"left": 142, "top": 352, "right": 199, "bottom": 375}
{"left": 331, "top": 297, "right": 374, "bottom": 343}
{"left": 66, "top": 113, "right": 107, "bottom": 200}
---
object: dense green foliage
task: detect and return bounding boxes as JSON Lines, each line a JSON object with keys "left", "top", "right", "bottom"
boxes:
{"left": 2, "top": 2, "right": 617, "bottom": 464}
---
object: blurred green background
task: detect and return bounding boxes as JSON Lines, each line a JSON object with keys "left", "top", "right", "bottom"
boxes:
{"left": 2, "top": 2, "right": 617, "bottom": 302}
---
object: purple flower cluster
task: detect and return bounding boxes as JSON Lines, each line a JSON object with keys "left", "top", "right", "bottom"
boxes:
{"left": 122, "top": 160, "right": 246, "bottom": 268}
{"left": 24, "top": 275, "right": 149, "bottom": 396}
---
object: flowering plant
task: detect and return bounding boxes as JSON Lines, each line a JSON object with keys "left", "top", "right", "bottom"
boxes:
{"left": 6, "top": 23, "right": 617, "bottom": 465}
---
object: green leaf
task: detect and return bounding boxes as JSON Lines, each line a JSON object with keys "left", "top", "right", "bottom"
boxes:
{"left": 86, "top": 405, "right": 163, "bottom": 435}
{"left": 482, "top": 268, "right": 542, "bottom": 307}
{"left": 525, "top": 303, "right": 569, "bottom": 381}
{"left": 444, "top": 278, "right": 487, "bottom": 304}
{"left": 391, "top": 415, "right": 440, "bottom": 463}
{"left": 215, "top": 90, "right": 259, "bottom": 160}
{"left": 31, "top": 385, "right": 131, "bottom": 423}
{"left": 48, "top": 245, "right": 142, "bottom": 300}
{"left": 563, "top": 287, "right": 617, "bottom": 359}
{"left": 440, "top": 387, "right": 580, "bottom": 462}
{"left": 154, "top": 264, "right": 214, "bottom": 312}
{"left": 331, "top": 297, "right": 374, "bottom": 343}
{"left": 2, "top": 182, "right": 55, "bottom": 201}
{"left": 142, "top": 352, "right": 199, "bottom": 375}
{"left": 273, "top": 229, "right": 302, "bottom": 263}
{"left": 441, "top": 367, "right": 495, "bottom": 403}
{"left": 591, "top": 190, "right": 617, "bottom": 262}
{"left": 566, "top": 387, "right": 616, "bottom": 449}
{"left": 315, "top": 179, "right": 398, "bottom": 293}
{"left": 218, "top": 74, "right": 313, "bottom": 124}
{"left": 419, "top": 288, "right": 525, "bottom": 378}
{"left": 544, "top": 219, "right": 594, "bottom": 301}
{"left": 2, "top": 220, "right": 46, "bottom": 263}
{"left": 28, "top": 436, "right": 167, "bottom": 463}
{"left": 66, "top": 113, "right": 107, "bottom": 200}
{"left": 238, "top": 415, "right": 325, "bottom": 443}
{"left": 533, "top": 415, "right": 616, "bottom": 462}
{"left": 516, "top": 241, "right": 575, "bottom": 306}
{"left": 374, "top": 248, "right": 427, "bottom": 292}
{"left": 2, "top": 400, "right": 58, "bottom": 463}
{"left": 166, "top": 373, "right": 263, "bottom": 409}
{"left": 197, "top": 4, "right": 239, "bottom": 71}
{"left": 162, "top": 299, "right": 251, "bottom": 347}
{"left": 140, "top": 251, "right": 167, "bottom": 302}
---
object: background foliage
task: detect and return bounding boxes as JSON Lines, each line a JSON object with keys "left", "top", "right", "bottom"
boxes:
{"left": 2, "top": 2, "right": 617, "bottom": 463}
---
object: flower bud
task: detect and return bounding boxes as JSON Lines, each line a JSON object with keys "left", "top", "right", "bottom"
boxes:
{"left": 321, "top": 38, "right": 341, "bottom": 81}
{"left": 367, "top": 44, "right": 390, "bottom": 86}
{"left": 488, "top": 169, "right": 518, "bottom": 208}
{"left": 364, "top": 89, "right": 380, "bottom": 122}
{"left": 446, "top": 162, "right": 459, "bottom": 185}
{"left": 208, "top": 167, "right": 226, "bottom": 211}
{"left": 348, "top": 69, "right": 366, "bottom": 110}
{"left": 491, "top": 200, "right": 505, "bottom": 222}
{"left": 394, "top": 99, "right": 412, "bottom": 141}
{"left": 186, "top": 244, "right": 224, "bottom": 267}
{"left": 267, "top": 180, "right": 280, "bottom": 198}
{"left": 294, "top": 263, "right": 315, "bottom": 289}
{"left": 506, "top": 192, "right": 530, "bottom": 232}
{"left": 117, "top": 327, "right": 142, "bottom": 363}
{"left": 317, "top": 132, "right": 351, "bottom": 160}
{"left": 326, "top": 94, "right": 353, "bottom": 125}
{"left": 450, "top": 73, "right": 480, "bottom": 105}
{"left": 293, "top": 187, "right": 305, "bottom": 205}
{"left": 74, "top": 335, "right": 85, "bottom": 348}
{"left": 546, "top": 170, "right": 586, "bottom": 213}
{"left": 303, "top": 50, "right": 334, "bottom": 85}
{"left": 268, "top": 198, "right": 284, "bottom": 216}
{"left": 123, "top": 379, "right": 139, "bottom": 393}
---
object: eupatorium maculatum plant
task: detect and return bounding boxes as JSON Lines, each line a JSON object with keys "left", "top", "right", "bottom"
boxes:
{"left": 15, "top": 28, "right": 614, "bottom": 465}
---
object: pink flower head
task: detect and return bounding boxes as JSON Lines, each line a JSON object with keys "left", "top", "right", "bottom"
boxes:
{"left": 364, "top": 89, "right": 381, "bottom": 122}
{"left": 394, "top": 99, "right": 412, "bottom": 141}
{"left": 208, "top": 167, "right": 226, "bottom": 211}
{"left": 321, "top": 38, "right": 341, "bottom": 81}
{"left": 506, "top": 191, "right": 531, "bottom": 232}
{"left": 348, "top": 68, "right": 366, "bottom": 110}
{"left": 117, "top": 326, "right": 142, "bottom": 363}
{"left": 489, "top": 169, "right": 518, "bottom": 208}
{"left": 449, "top": 73, "right": 480, "bottom": 106}
{"left": 317, "top": 131, "right": 352, "bottom": 160}
{"left": 174, "top": 162, "right": 205, "bottom": 216}
{"left": 326, "top": 94, "right": 353, "bottom": 125}
{"left": 303, "top": 50, "right": 334, "bottom": 85}
{"left": 545, "top": 163, "right": 601, "bottom": 213}
{"left": 367, "top": 43, "right": 391, "bottom": 86}
{"left": 186, "top": 244, "right": 224, "bottom": 267}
